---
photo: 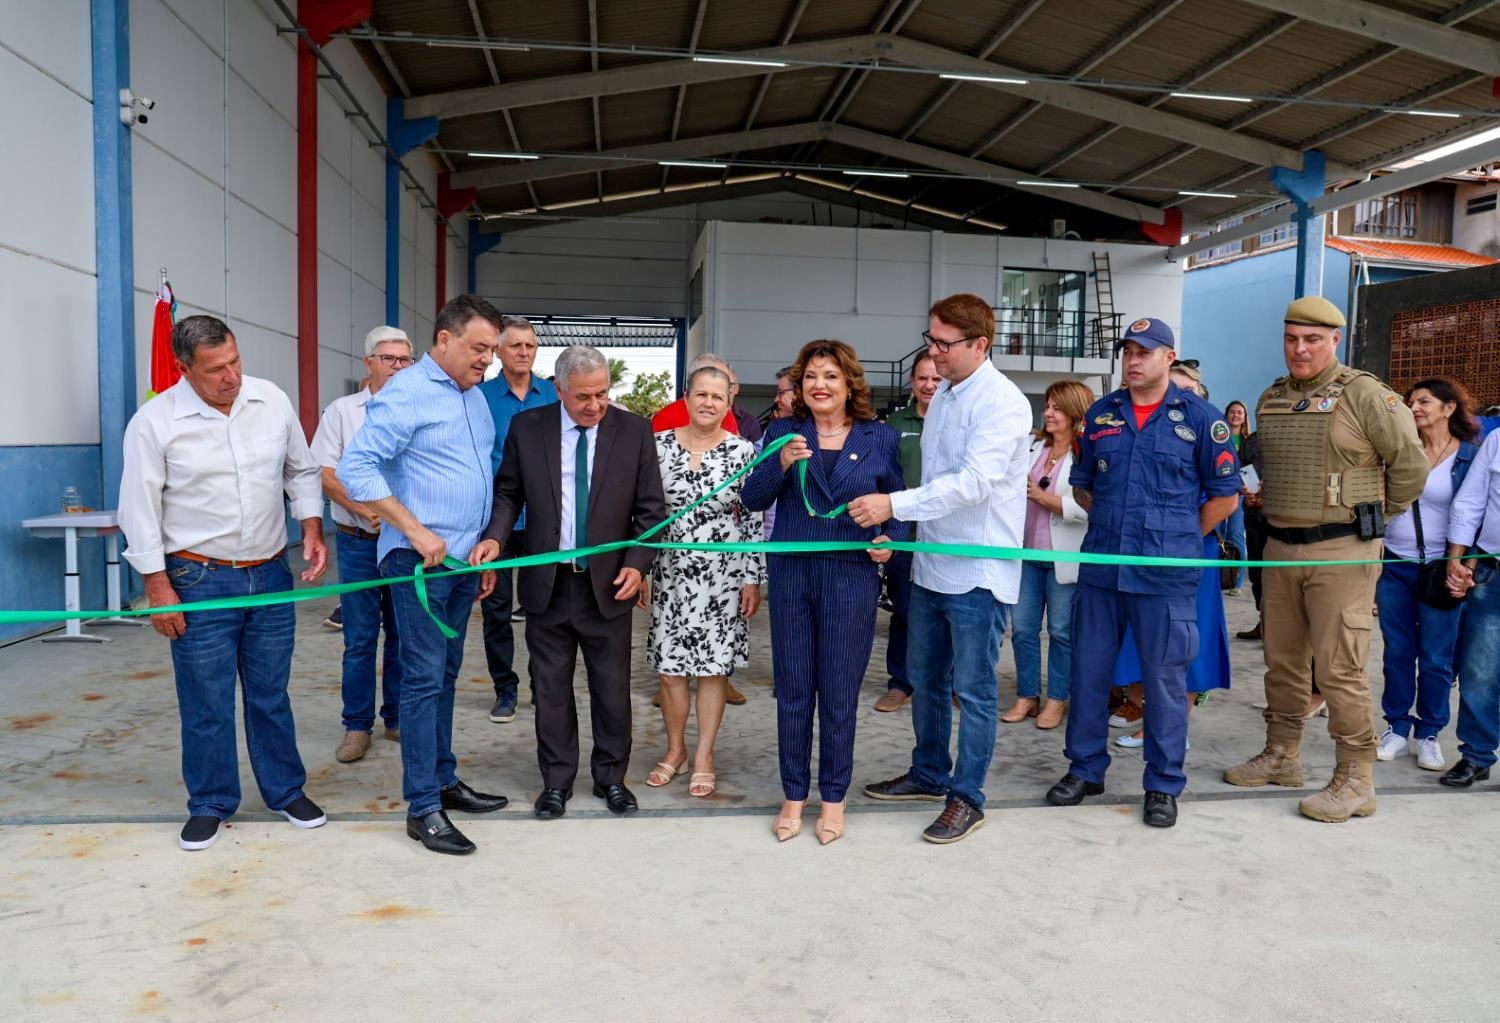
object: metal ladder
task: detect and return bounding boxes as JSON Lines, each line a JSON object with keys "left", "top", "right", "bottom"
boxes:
{"left": 1090, "top": 251, "right": 1116, "bottom": 356}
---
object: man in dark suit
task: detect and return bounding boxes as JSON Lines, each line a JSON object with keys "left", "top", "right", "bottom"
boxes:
{"left": 470, "top": 345, "right": 667, "bottom": 819}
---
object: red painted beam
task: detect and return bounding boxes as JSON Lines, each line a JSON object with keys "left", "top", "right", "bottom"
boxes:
{"left": 295, "top": 1, "right": 372, "bottom": 438}
{"left": 435, "top": 172, "right": 478, "bottom": 315}
{"left": 1139, "top": 208, "right": 1183, "bottom": 248}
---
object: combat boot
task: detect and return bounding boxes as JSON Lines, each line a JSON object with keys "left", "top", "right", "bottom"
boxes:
{"left": 1298, "top": 762, "right": 1376, "bottom": 823}
{"left": 1223, "top": 745, "right": 1305, "bottom": 787}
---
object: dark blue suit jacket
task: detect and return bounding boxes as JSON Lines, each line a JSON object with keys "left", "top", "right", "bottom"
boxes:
{"left": 743, "top": 416, "right": 909, "bottom": 561}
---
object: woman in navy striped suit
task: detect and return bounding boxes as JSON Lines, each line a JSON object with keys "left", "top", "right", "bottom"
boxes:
{"left": 742, "top": 340, "right": 907, "bottom": 845}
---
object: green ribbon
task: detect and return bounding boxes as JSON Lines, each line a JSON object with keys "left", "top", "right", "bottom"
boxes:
{"left": 1, "top": 431, "right": 1488, "bottom": 630}
{"left": 796, "top": 458, "right": 848, "bottom": 519}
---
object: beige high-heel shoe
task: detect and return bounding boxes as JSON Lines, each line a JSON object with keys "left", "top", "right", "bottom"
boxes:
{"left": 773, "top": 816, "right": 803, "bottom": 842}
{"left": 815, "top": 803, "right": 846, "bottom": 845}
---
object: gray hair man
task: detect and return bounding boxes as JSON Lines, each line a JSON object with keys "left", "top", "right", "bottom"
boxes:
{"left": 310, "top": 325, "right": 414, "bottom": 764}
{"left": 119, "top": 314, "right": 329, "bottom": 851}
{"left": 472, "top": 344, "right": 668, "bottom": 820}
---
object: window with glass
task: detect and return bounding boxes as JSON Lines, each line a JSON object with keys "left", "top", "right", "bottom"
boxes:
{"left": 1204, "top": 216, "right": 1244, "bottom": 260}
{"left": 1352, "top": 194, "right": 1417, "bottom": 238}
{"left": 996, "top": 268, "right": 1087, "bottom": 357}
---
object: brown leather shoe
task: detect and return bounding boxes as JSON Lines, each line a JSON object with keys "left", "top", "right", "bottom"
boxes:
{"left": 874, "top": 689, "right": 910, "bottom": 713}
{"left": 1035, "top": 699, "right": 1066, "bottom": 730}
{"left": 335, "top": 731, "right": 371, "bottom": 763}
{"left": 1000, "top": 697, "right": 1039, "bottom": 724}
{"left": 725, "top": 682, "right": 748, "bottom": 706}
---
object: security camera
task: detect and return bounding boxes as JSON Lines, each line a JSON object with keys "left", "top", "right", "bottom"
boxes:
{"left": 118, "top": 88, "right": 156, "bottom": 126}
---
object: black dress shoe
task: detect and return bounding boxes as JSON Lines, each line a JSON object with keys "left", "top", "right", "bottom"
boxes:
{"left": 1440, "top": 759, "right": 1491, "bottom": 788}
{"left": 1143, "top": 791, "right": 1177, "bottom": 828}
{"left": 863, "top": 773, "right": 945, "bottom": 802}
{"left": 440, "top": 779, "right": 509, "bottom": 814}
{"left": 592, "top": 782, "right": 639, "bottom": 814}
{"left": 1046, "top": 773, "right": 1106, "bottom": 806}
{"left": 534, "top": 787, "right": 571, "bottom": 819}
{"left": 406, "top": 810, "right": 476, "bottom": 855}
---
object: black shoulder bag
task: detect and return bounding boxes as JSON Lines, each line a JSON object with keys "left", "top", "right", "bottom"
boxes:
{"left": 1413, "top": 499, "right": 1464, "bottom": 611}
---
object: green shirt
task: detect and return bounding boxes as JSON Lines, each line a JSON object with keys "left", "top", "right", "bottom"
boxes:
{"left": 885, "top": 403, "right": 924, "bottom": 488}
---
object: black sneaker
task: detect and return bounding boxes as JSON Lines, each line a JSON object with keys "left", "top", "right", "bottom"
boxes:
{"left": 922, "top": 798, "right": 985, "bottom": 844}
{"left": 279, "top": 796, "right": 327, "bottom": 829}
{"left": 510, "top": 608, "right": 526, "bottom": 623}
{"left": 489, "top": 693, "right": 518, "bottom": 723}
{"left": 863, "top": 773, "right": 945, "bottom": 801}
{"left": 322, "top": 605, "right": 343, "bottom": 630}
{"left": 179, "top": 815, "right": 221, "bottom": 851}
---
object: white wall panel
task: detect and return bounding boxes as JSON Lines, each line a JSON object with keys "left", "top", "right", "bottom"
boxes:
{"left": 0, "top": 46, "right": 95, "bottom": 272}
{"left": 0, "top": 251, "right": 99, "bottom": 444}
{"left": 232, "top": 323, "right": 297, "bottom": 400}
{"left": 351, "top": 140, "right": 385, "bottom": 210}
{"left": 132, "top": 140, "right": 227, "bottom": 315}
{"left": 226, "top": 197, "right": 296, "bottom": 336}
{"left": 228, "top": 0, "right": 294, "bottom": 123}
{"left": 351, "top": 275, "right": 387, "bottom": 347}
{"left": 317, "top": 157, "right": 353, "bottom": 266}
{"left": 318, "top": 346, "right": 361, "bottom": 409}
{"left": 129, "top": 0, "right": 226, "bottom": 186}
{"left": 0, "top": 0, "right": 91, "bottom": 95}
{"left": 316, "top": 81, "right": 351, "bottom": 183}
{"left": 317, "top": 253, "right": 353, "bottom": 356}
{"left": 227, "top": 72, "right": 296, "bottom": 231}
{"left": 158, "top": 0, "right": 224, "bottom": 55}
{"left": 351, "top": 193, "right": 385, "bottom": 287}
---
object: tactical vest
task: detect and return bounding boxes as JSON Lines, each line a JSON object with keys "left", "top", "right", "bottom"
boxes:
{"left": 1256, "top": 367, "right": 1386, "bottom": 524}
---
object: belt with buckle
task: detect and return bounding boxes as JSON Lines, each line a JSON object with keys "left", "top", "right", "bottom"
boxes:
{"left": 335, "top": 523, "right": 380, "bottom": 541}
{"left": 562, "top": 561, "right": 589, "bottom": 574}
{"left": 1263, "top": 522, "right": 1360, "bottom": 545}
{"left": 168, "top": 549, "right": 284, "bottom": 569}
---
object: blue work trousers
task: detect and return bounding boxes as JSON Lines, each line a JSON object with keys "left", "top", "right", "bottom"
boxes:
{"left": 1455, "top": 558, "right": 1500, "bottom": 769}
{"left": 336, "top": 530, "right": 401, "bottom": 732}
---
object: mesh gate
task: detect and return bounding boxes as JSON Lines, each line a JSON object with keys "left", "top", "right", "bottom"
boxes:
{"left": 1387, "top": 298, "right": 1500, "bottom": 406}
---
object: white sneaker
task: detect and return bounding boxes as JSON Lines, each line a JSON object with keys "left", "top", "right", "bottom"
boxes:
{"left": 1415, "top": 737, "right": 1445, "bottom": 771}
{"left": 1375, "top": 728, "right": 1408, "bottom": 761}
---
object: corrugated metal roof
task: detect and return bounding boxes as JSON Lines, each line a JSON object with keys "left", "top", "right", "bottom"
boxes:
{"left": 359, "top": 0, "right": 1500, "bottom": 239}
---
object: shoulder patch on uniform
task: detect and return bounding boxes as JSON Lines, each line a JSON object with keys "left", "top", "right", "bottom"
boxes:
{"left": 1210, "top": 420, "right": 1230, "bottom": 443}
{"left": 1383, "top": 393, "right": 1401, "bottom": 413}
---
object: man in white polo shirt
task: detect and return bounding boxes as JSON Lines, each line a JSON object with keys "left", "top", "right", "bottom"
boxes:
{"left": 120, "top": 315, "right": 329, "bottom": 852}
{"left": 311, "top": 325, "right": 414, "bottom": 763}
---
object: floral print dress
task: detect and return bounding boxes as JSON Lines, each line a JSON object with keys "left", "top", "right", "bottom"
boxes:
{"left": 647, "top": 431, "right": 766, "bottom": 676}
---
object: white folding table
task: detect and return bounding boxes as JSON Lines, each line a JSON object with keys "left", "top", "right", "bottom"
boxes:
{"left": 20, "top": 510, "right": 147, "bottom": 642}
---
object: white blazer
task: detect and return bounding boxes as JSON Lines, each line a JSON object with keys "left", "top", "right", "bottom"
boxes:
{"left": 1027, "top": 437, "right": 1089, "bottom": 585}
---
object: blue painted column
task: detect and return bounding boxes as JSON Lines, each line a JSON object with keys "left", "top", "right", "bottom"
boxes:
{"left": 92, "top": 0, "right": 136, "bottom": 509}
{"left": 466, "top": 218, "right": 502, "bottom": 295}
{"left": 1270, "top": 150, "right": 1326, "bottom": 300}
{"left": 384, "top": 97, "right": 439, "bottom": 326}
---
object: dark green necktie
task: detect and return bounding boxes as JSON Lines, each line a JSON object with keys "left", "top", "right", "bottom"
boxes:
{"left": 575, "top": 425, "right": 589, "bottom": 568}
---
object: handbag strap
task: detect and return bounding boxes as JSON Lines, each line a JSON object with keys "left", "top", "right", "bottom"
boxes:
{"left": 1412, "top": 498, "right": 1426, "bottom": 563}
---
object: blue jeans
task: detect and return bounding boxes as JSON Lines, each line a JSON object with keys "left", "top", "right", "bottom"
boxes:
{"left": 1376, "top": 559, "right": 1461, "bottom": 740}
{"left": 165, "top": 554, "right": 308, "bottom": 819}
{"left": 907, "top": 584, "right": 1011, "bottom": 809}
{"left": 884, "top": 551, "right": 913, "bottom": 694}
{"left": 1012, "top": 560, "right": 1075, "bottom": 702}
{"left": 381, "top": 548, "right": 478, "bottom": 817}
{"left": 336, "top": 530, "right": 401, "bottom": 732}
{"left": 1455, "top": 556, "right": 1500, "bottom": 768}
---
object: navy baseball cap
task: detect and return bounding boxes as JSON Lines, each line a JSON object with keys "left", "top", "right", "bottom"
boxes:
{"left": 1115, "top": 317, "right": 1176, "bottom": 352}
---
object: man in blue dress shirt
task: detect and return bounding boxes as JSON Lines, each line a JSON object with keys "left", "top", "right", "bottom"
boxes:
{"left": 339, "top": 294, "right": 511, "bottom": 856}
{"left": 476, "top": 315, "right": 557, "bottom": 726}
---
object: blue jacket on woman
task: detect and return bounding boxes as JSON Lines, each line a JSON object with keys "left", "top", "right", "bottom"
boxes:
{"left": 1451, "top": 439, "right": 1480, "bottom": 494}
{"left": 742, "top": 416, "right": 909, "bottom": 554}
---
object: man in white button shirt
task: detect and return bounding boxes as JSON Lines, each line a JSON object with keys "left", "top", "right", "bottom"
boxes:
{"left": 853, "top": 293, "right": 1032, "bottom": 844}
{"left": 119, "top": 315, "right": 329, "bottom": 852}
{"left": 311, "top": 325, "right": 413, "bottom": 764}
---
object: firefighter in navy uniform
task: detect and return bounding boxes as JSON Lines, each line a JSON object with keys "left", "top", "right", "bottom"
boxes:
{"left": 1044, "top": 317, "right": 1240, "bottom": 828}
{"left": 1224, "top": 296, "right": 1426, "bottom": 822}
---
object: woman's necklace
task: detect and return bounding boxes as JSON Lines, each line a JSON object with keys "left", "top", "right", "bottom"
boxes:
{"left": 1425, "top": 435, "right": 1455, "bottom": 467}
{"left": 817, "top": 421, "right": 851, "bottom": 438}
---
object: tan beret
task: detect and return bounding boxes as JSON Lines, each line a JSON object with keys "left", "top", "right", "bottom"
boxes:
{"left": 1284, "top": 295, "right": 1345, "bottom": 328}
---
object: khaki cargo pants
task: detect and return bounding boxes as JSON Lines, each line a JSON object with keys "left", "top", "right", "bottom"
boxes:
{"left": 1261, "top": 534, "right": 1382, "bottom": 763}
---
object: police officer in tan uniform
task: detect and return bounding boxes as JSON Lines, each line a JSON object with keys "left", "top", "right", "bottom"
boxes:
{"left": 1224, "top": 296, "right": 1426, "bottom": 822}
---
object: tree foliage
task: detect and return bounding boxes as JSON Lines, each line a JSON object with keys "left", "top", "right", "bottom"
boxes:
{"left": 618, "top": 370, "right": 673, "bottom": 419}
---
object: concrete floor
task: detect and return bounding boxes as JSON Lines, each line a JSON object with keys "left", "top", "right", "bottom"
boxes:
{"left": 2, "top": 576, "right": 1498, "bottom": 1020}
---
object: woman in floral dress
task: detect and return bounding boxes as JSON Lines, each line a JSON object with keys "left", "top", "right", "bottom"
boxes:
{"left": 642, "top": 365, "right": 764, "bottom": 797}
